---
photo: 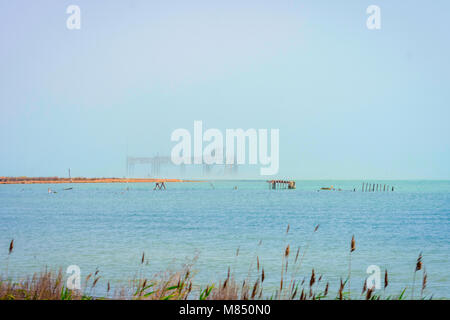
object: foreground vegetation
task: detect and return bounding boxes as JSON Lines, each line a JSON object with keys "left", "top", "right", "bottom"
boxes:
{"left": 1, "top": 227, "right": 430, "bottom": 300}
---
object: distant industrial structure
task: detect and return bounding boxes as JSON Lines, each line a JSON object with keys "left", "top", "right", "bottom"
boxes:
{"left": 126, "top": 155, "right": 238, "bottom": 178}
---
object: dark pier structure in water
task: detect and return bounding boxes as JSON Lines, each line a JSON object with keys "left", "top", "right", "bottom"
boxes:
{"left": 361, "top": 182, "right": 395, "bottom": 192}
{"left": 153, "top": 182, "right": 166, "bottom": 190}
{"left": 267, "top": 180, "right": 296, "bottom": 190}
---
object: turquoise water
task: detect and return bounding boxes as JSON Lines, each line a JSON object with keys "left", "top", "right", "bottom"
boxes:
{"left": 0, "top": 180, "right": 449, "bottom": 298}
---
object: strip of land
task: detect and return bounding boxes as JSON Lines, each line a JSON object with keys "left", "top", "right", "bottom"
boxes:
{"left": 0, "top": 177, "right": 198, "bottom": 184}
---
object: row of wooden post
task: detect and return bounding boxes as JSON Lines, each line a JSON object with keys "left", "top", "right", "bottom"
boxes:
{"left": 153, "top": 182, "right": 166, "bottom": 190}
{"left": 362, "top": 183, "right": 394, "bottom": 192}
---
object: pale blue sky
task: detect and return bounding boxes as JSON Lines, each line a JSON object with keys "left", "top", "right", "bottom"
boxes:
{"left": 0, "top": 0, "right": 449, "bottom": 179}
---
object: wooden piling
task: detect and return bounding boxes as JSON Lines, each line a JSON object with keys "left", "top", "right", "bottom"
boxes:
{"left": 267, "top": 180, "right": 295, "bottom": 190}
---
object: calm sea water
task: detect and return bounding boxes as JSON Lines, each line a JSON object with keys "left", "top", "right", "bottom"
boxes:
{"left": 0, "top": 180, "right": 449, "bottom": 298}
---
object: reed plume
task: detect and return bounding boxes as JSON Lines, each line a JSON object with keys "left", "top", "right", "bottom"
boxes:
{"left": 251, "top": 281, "right": 258, "bottom": 299}
{"left": 324, "top": 282, "right": 329, "bottom": 297}
{"left": 8, "top": 239, "right": 14, "bottom": 255}
{"left": 285, "top": 245, "right": 290, "bottom": 258}
{"left": 416, "top": 253, "right": 423, "bottom": 271}
{"left": 5, "top": 239, "right": 15, "bottom": 279}
{"left": 421, "top": 270, "right": 427, "bottom": 298}
{"left": 384, "top": 270, "right": 388, "bottom": 290}
{"left": 338, "top": 278, "right": 344, "bottom": 300}
{"left": 0, "top": 231, "right": 431, "bottom": 300}
{"left": 412, "top": 252, "right": 423, "bottom": 299}
{"left": 366, "top": 286, "right": 374, "bottom": 300}
{"left": 309, "top": 269, "right": 316, "bottom": 287}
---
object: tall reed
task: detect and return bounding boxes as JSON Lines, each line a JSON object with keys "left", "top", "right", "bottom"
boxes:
{"left": 411, "top": 252, "right": 422, "bottom": 299}
{"left": 1, "top": 233, "right": 429, "bottom": 300}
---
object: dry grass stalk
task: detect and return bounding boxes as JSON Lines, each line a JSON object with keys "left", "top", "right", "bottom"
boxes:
{"left": 362, "top": 278, "right": 367, "bottom": 295}
{"left": 300, "top": 289, "right": 305, "bottom": 300}
{"left": 294, "top": 247, "right": 300, "bottom": 263}
{"left": 348, "top": 235, "right": 356, "bottom": 298}
{"left": 366, "top": 286, "right": 374, "bottom": 300}
{"left": 0, "top": 269, "right": 83, "bottom": 300}
{"left": 421, "top": 270, "right": 427, "bottom": 298}
{"left": 251, "top": 281, "right": 258, "bottom": 299}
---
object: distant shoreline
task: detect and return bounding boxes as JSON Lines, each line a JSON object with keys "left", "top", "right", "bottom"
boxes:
{"left": 0, "top": 177, "right": 201, "bottom": 184}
